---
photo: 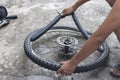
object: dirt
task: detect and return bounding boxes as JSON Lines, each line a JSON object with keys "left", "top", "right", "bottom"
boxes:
{"left": 0, "top": 0, "right": 120, "bottom": 80}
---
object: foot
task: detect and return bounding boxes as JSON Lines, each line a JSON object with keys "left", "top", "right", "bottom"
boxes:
{"left": 110, "top": 64, "right": 120, "bottom": 78}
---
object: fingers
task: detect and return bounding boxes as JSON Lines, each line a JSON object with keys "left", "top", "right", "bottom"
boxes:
{"left": 57, "top": 68, "right": 63, "bottom": 74}
{"left": 61, "top": 8, "right": 70, "bottom": 17}
{"left": 57, "top": 60, "right": 73, "bottom": 76}
{"left": 57, "top": 68, "right": 62, "bottom": 75}
{"left": 57, "top": 68, "right": 72, "bottom": 76}
{"left": 61, "top": 9, "right": 66, "bottom": 14}
{"left": 61, "top": 11, "right": 67, "bottom": 17}
{"left": 57, "top": 61, "right": 65, "bottom": 74}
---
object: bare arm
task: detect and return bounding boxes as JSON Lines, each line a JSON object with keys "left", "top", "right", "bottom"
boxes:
{"left": 57, "top": 0, "right": 120, "bottom": 75}
{"left": 62, "top": 0, "right": 90, "bottom": 16}
{"left": 72, "top": 0, "right": 90, "bottom": 11}
{"left": 70, "top": 0, "right": 120, "bottom": 66}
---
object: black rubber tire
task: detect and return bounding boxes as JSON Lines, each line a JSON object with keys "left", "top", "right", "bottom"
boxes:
{"left": 0, "top": 6, "right": 8, "bottom": 20}
{"left": 24, "top": 26, "right": 110, "bottom": 73}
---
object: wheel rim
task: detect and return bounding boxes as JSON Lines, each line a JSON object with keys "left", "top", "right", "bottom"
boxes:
{"left": 31, "top": 27, "right": 108, "bottom": 67}
{"left": 24, "top": 26, "right": 109, "bottom": 73}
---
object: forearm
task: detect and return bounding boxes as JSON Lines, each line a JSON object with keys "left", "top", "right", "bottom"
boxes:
{"left": 72, "top": 0, "right": 90, "bottom": 11}
{"left": 70, "top": 0, "right": 120, "bottom": 66}
{"left": 70, "top": 35, "right": 105, "bottom": 66}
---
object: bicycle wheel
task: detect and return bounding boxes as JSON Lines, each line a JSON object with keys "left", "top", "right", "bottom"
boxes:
{"left": 24, "top": 26, "right": 109, "bottom": 73}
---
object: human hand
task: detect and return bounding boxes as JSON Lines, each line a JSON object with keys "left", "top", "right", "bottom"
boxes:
{"left": 61, "top": 6, "right": 75, "bottom": 17}
{"left": 57, "top": 60, "right": 76, "bottom": 76}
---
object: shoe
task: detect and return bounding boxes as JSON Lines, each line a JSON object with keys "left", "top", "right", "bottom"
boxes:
{"left": 110, "top": 64, "right": 120, "bottom": 78}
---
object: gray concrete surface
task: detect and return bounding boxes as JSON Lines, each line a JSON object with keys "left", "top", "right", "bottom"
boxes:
{"left": 0, "top": 0, "right": 120, "bottom": 80}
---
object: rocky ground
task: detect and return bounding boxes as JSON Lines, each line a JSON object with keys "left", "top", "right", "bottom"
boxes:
{"left": 0, "top": 0, "right": 120, "bottom": 80}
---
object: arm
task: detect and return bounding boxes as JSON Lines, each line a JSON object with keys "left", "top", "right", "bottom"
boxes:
{"left": 70, "top": 0, "right": 120, "bottom": 66}
{"left": 57, "top": 0, "right": 120, "bottom": 75}
{"left": 71, "top": 0, "right": 90, "bottom": 11}
{"left": 61, "top": 0, "right": 90, "bottom": 16}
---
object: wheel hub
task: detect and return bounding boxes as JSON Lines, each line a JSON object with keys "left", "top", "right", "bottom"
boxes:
{"left": 57, "top": 36, "right": 78, "bottom": 55}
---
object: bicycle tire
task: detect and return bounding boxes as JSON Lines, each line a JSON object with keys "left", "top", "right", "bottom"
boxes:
{"left": 24, "top": 26, "right": 110, "bottom": 73}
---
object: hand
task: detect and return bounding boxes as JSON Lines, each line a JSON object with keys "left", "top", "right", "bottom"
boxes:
{"left": 57, "top": 60, "right": 76, "bottom": 76}
{"left": 61, "top": 6, "right": 75, "bottom": 17}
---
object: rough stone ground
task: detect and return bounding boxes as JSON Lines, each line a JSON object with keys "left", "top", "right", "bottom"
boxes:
{"left": 0, "top": 0, "right": 120, "bottom": 80}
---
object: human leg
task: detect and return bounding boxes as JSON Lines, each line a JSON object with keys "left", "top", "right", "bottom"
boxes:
{"left": 114, "top": 28, "right": 120, "bottom": 41}
{"left": 110, "top": 64, "right": 120, "bottom": 78}
{"left": 110, "top": 29, "right": 120, "bottom": 78}
{"left": 105, "top": 0, "right": 120, "bottom": 78}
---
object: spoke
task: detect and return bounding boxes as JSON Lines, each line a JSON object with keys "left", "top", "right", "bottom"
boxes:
{"left": 32, "top": 30, "right": 101, "bottom": 64}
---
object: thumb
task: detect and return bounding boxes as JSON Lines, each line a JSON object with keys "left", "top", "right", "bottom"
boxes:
{"left": 60, "top": 61, "right": 68, "bottom": 65}
{"left": 61, "top": 13, "right": 66, "bottom": 17}
{"left": 61, "top": 9, "right": 67, "bottom": 16}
